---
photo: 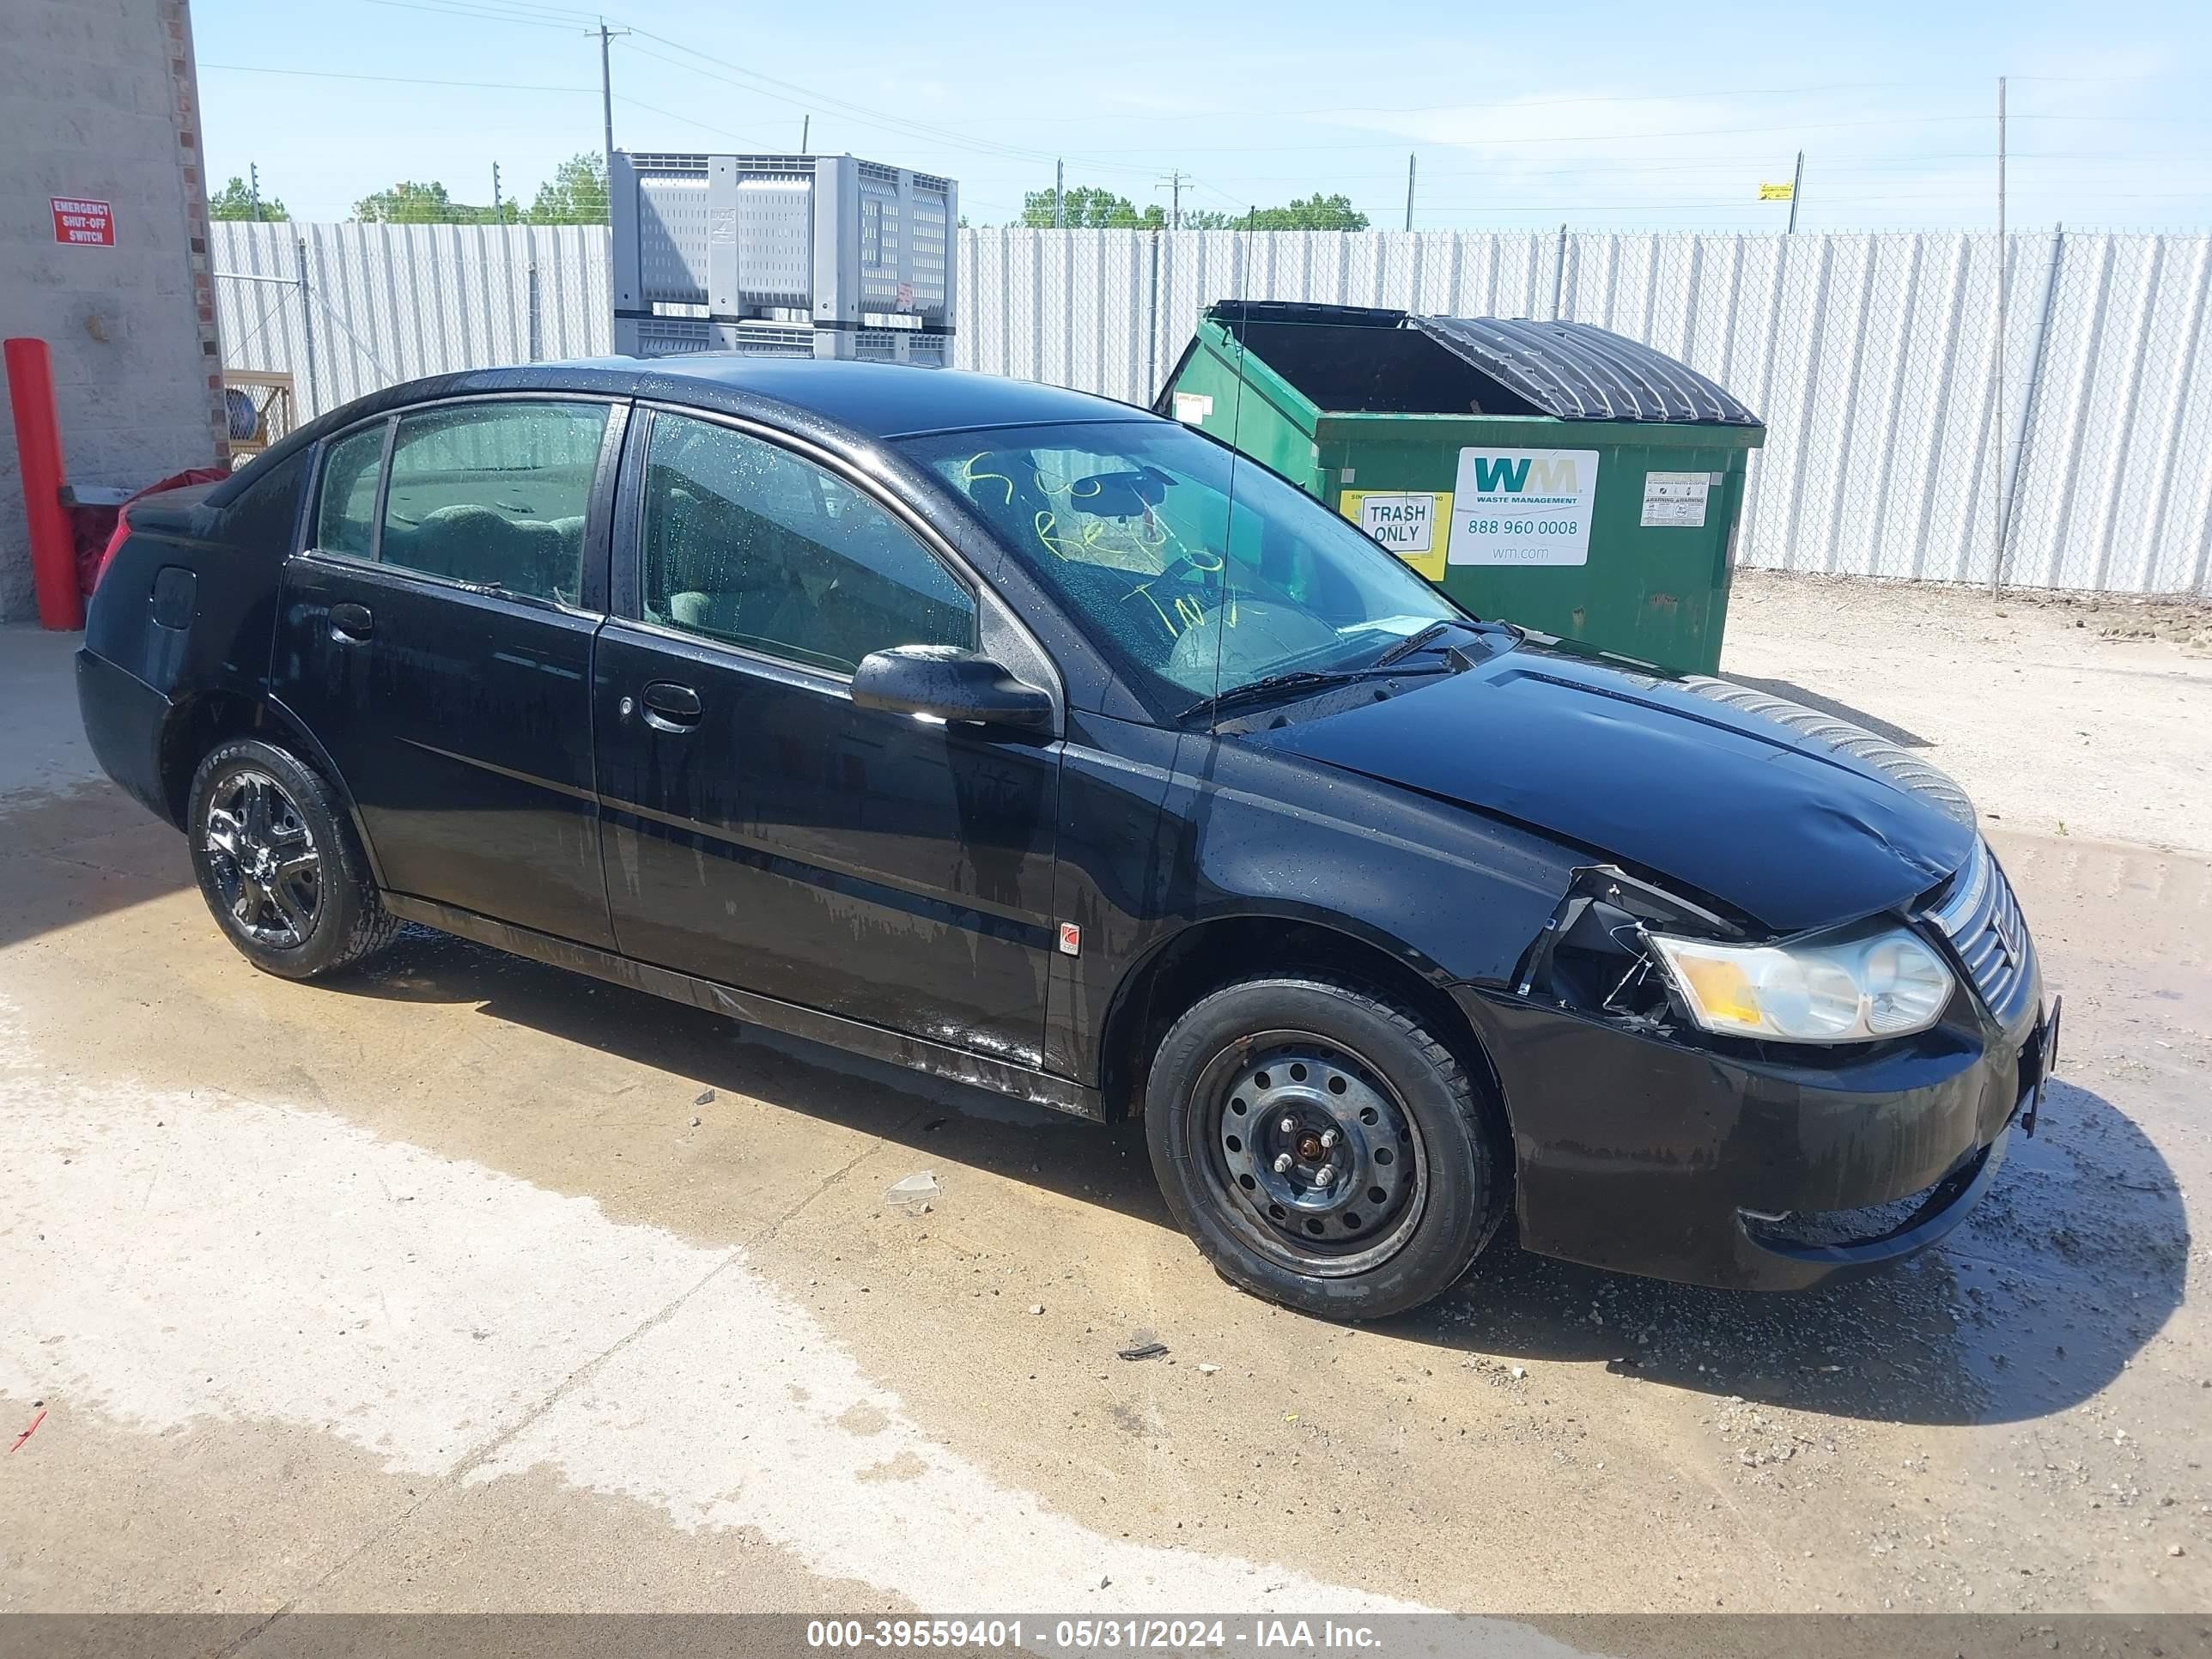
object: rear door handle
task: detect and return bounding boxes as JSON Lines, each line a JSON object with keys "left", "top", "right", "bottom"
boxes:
{"left": 639, "top": 681, "right": 702, "bottom": 732}
{"left": 328, "top": 601, "right": 374, "bottom": 642}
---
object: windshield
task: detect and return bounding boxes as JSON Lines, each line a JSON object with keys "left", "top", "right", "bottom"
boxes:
{"left": 898, "top": 420, "right": 1460, "bottom": 716}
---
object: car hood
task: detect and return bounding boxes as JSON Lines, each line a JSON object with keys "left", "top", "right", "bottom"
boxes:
{"left": 1245, "top": 643, "right": 1976, "bottom": 934}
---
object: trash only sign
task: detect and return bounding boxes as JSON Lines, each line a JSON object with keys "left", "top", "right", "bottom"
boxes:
{"left": 1341, "top": 490, "right": 1449, "bottom": 579}
{"left": 1448, "top": 448, "right": 1598, "bottom": 568}
{"left": 51, "top": 198, "right": 114, "bottom": 246}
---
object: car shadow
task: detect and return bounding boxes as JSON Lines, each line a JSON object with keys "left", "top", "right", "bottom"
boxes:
{"left": 1722, "top": 673, "right": 1934, "bottom": 749}
{"left": 337, "top": 931, "right": 2183, "bottom": 1430}
{"left": 1379, "top": 1076, "right": 2188, "bottom": 1427}
{"left": 0, "top": 781, "right": 190, "bottom": 952}
{"left": 339, "top": 926, "right": 1177, "bottom": 1227}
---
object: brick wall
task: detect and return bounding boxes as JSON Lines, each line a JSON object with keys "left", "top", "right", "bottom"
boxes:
{"left": 0, "top": 0, "right": 227, "bottom": 623}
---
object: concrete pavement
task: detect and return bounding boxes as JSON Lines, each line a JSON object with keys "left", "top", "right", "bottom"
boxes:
{"left": 1, "top": 620, "right": 2205, "bottom": 1622}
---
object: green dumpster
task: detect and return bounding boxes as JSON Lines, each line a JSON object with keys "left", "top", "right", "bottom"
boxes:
{"left": 1154, "top": 301, "right": 1765, "bottom": 675}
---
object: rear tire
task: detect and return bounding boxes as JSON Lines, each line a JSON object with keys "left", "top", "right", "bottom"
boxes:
{"left": 1143, "top": 976, "right": 1510, "bottom": 1321}
{"left": 186, "top": 738, "right": 399, "bottom": 981}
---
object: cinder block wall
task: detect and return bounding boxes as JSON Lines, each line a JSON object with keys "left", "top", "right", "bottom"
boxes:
{"left": 0, "top": 0, "right": 226, "bottom": 623}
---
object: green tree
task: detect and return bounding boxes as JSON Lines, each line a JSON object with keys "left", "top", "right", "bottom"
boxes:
{"left": 1018, "top": 184, "right": 1165, "bottom": 229}
{"left": 353, "top": 180, "right": 501, "bottom": 224}
{"left": 1247, "top": 193, "right": 1369, "bottom": 231}
{"left": 527, "top": 152, "right": 609, "bottom": 225}
{"left": 209, "top": 175, "right": 288, "bottom": 222}
{"left": 1017, "top": 182, "right": 1369, "bottom": 232}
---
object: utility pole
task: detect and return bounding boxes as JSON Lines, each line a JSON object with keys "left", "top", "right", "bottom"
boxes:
{"left": 492, "top": 161, "right": 504, "bottom": 227}
{"left": 1992, "top": 76, "right": 2008, "bottom": 598}
{"left": 592, "top": 18, "right": 629, "bottom": 192}
{"left": 1404, "top": 153, "right": 1416, "bottom": 232}
{"left": 249, "top": 161, "right": 260, "bottom": 223}
{"left": 800, "top": 113, "right": 810, "bottom": 152}
{"left": 1787, "top": 149, "right": 1804, "bottom": 234}
{"left": 1155, "top": 170, "right": 1185, "bottom": 229}
{"left": 1054, "top": 158, "right": 1064, "bottom": 228}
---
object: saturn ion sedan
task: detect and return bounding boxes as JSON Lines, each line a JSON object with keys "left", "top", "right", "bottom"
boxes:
{"left": 76, "top": 356, "right": 2059, "bottom": 1318}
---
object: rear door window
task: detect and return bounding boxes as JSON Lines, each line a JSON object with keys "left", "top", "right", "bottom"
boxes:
{"left": 378, "top": 400, "right": 608, "bottom": 605}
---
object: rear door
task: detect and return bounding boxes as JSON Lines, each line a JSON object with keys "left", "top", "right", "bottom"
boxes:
{"left": 271, "top": 395, "right": 626, "bottom": 947}
{"left": 592, "top": 406, "right": 1061, "bottom": 1065}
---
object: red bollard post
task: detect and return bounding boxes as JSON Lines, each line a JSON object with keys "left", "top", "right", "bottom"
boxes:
{"left": 5, "top": 337, "right": 84, "bottom": 631}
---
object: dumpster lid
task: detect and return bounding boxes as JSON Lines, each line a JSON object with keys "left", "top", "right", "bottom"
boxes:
{"left": 1410, "top": 314, "right": 1759, "bottom": 426}
{"left": 1195, "top": 301, "right": 1759, "bottom": 426}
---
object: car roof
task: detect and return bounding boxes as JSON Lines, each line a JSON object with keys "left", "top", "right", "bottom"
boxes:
{"left": 560, "top": 356, "right": 1153, "bottom": 441}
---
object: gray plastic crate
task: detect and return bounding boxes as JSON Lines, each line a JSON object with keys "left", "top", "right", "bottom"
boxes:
{"left": 611, "top": 316, "right": 952, "bottom": 365}
{"left": 614, "top": 316, "right": 812, "bottom": 358}
{"left": 611, "top": 151, "right": 957, "bottom": 343}
{"left": 615, "top": 318, "right": 951, "bottom": 367}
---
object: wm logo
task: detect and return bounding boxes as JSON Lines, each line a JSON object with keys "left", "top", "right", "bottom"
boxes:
{"left": 1471, "top": 456, "right": 1581, "bottom": 495}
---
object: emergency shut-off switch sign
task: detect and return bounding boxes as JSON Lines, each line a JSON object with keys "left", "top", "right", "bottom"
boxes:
{"left": 51, "top": 198, "right": 115, "bottom": 246}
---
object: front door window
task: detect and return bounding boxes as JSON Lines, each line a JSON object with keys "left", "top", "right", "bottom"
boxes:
{"left": 641, "top": 412, "right": 975, "bottom": 672}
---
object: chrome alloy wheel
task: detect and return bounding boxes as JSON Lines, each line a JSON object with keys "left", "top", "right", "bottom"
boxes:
{"left": 1194, "top": 1030, "right": 1429, "bottom": 1277}
{"left": 203, "top": 769, "right": 323, "bottom": 948}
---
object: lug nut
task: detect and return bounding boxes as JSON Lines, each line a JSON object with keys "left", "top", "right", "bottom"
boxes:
{"left": 1279, "top": 1115, "right": 1297, "bottom": 1133}
{"left": 1314, "top": 1164, "right": 1336, "bottom": 1188}
{"left": 1320, "top": 1128, "right": 1338, "bottom": 1149}
{"left": 1273, "top": 1152, "right": 1294, "bottom": 1174}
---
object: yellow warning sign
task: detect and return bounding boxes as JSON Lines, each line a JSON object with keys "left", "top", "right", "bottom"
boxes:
{"left": 1340, "top": 489, "right": 1449, "bottom": 581}
{"left": 1759, "top": 181, "right": 1795, "bottom": 202}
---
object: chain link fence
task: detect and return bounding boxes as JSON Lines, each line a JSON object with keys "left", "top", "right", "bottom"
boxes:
{"left": 211, "top": 222, "right": 2212, "bottom": 597}
{"left": 212, "top": 220, "right": 611, "bottom": 421}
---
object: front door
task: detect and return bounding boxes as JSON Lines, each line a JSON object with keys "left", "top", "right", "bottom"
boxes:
{"left": 592, "top": 408, "right": 1060, "bottom": 1065}
{"left": 271, "top": 397, "right": 623, "bottom": 947}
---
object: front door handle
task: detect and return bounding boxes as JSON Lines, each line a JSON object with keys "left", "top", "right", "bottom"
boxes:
{"left": 639, "top": 681, "right": 702, "bottom": 732}
{"left": 329, "top": 601, "right": 374, "bottom": 642}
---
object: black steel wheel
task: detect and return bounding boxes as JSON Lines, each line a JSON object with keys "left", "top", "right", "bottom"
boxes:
{"left": 1196, "top": 1032, "right": 1428, "bottom": 1277}
{"left": 1145, "top": 976, "right": 1509, "bottom": 1320}
{"left": 186, "top": 738, "right": 400, "bottom": 980}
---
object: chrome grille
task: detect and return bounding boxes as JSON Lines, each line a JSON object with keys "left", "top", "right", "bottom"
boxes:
{"left": 1927, "top": 840, "right": 2035, "bottom": 1023}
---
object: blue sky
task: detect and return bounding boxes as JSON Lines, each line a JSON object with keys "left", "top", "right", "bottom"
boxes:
{"left": 195, "top": 0, "right": 2212, "bottom": 231}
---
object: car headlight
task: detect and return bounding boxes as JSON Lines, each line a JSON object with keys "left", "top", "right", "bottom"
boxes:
{"left": 1648, "top": 924, "right": 1954, "bottom": 1042}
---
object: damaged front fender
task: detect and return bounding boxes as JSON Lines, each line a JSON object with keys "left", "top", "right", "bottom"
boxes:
{"left": 1508, "top": 862, "right": 1736, "bottom": 1033}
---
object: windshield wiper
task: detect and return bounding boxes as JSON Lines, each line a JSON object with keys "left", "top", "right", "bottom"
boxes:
{"left": 1370, "top": 616, "right": 1495, "bottom": 669}
{"left": 1178, "top": 662, "right": 1448, "bottom": 724}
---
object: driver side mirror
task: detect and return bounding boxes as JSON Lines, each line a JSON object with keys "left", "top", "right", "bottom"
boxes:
{"left": 850, "top": 646, "right": 1055, "bottom": 733}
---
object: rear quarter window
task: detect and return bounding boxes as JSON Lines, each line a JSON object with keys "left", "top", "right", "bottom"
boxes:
{"left": 217, "top": 449, "right": 310, "bottom": 555}
{"left": 315, "top": 423, "right": 387, "bottom": 558}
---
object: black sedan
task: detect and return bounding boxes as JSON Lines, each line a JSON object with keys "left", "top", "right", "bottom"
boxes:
{"left": 76, "top": 357, "right": 2058, "bottom": 1318}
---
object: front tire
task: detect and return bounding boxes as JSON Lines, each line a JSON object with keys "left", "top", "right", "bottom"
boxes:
{"left": 1144, "top": 976, "right": 1510, "bottom": 1321}
{"left": 186, "top": 738, "right": 399, "bottom": 980}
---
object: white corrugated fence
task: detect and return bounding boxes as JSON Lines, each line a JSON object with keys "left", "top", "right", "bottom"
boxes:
{"left": 214, "top": 222, "right": 2212, "bottom": 596}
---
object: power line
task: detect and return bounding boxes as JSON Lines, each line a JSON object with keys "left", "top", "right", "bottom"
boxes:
{"left": 201, "top": 61, "right": 595, "bottom": 93}
{"left": 925, "top": 78, "right": 1997, "bottom": 127}
{"left": 349, "top": 0, "right": 1157, "bottom": 179}
{"left": 1103, "top": 149, "right": 2186, "bottom": 188}
{"left": 362, "top": 0, "right": 586, "bottom": 29}
{"left": 1046, "top": 113, "right": 2009, "bottom": 156}
{"left": 291, "top": 0, "right": 2201, "bottom": 234}
{"left": 616, "top": 38, "right": 1100, "bottom": 171}
{"left": 611, "top": 93, "right": 777, "bottom": 150}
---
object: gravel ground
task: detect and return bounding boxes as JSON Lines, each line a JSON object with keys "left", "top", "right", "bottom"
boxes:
{"left": 1723, "top": 572, "right": 2212, "bottom": 856}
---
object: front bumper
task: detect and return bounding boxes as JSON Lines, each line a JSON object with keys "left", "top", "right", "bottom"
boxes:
{"left": 1455, "top": 977, "right": 2054, "bottom": 1291}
